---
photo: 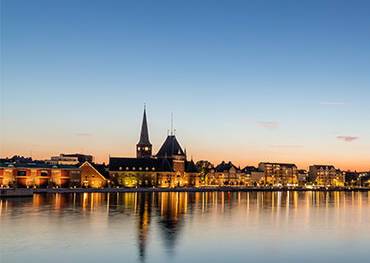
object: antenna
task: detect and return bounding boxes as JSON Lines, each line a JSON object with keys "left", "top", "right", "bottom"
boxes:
{"left": 171, "top": 112, "right": 174, "bottom": 135}
{"left": 144, "top": 103, "right": 146, "bottom": 110}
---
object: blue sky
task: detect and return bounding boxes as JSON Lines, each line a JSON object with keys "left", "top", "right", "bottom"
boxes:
{"left": 1, "top": 0, "right": 370, "bottom": 170}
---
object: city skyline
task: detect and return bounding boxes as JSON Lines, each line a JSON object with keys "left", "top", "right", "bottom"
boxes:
{"left": 1, "top": 105, "right": 369, "bottom": 172}
{"left": 1, "top": 0, "right": 370, "bottom": 171}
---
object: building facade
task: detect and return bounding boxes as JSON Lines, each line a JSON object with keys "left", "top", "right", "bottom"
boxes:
{"left": 0, "top": 162, "right": 80, "bottom": 188}
{"left": 308, "top": 165, "right": 344, "bottom": 187}
{"left": 109, "top": 108, "right": 201, "bottom": 188}
{"left": 258, "top": 162, "right": 298, "bottom": 186}
{"left": 79, "top": 162, "right": 109, "bottom": 188}
{"left": 242, "top": 166, "right": 264, "bottom": 186}
{"left": 47, "top": 153, "right": 93, "bottom": 165}
{"left": 207, "top": 161, "right": 247, "bottom": 186}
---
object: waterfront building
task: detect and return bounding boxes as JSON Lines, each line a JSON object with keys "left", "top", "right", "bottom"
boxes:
{"left": 258, "top": 162, "right": 298, "bottom": 186}
{"left": 0, "top": 161, "right": 80, "bottom": 188}
{"left": 79, "top": 162, "right": 109, "bottom": 188}
{"left": 207, "top": 161, "right": 247, "bottom": 186}
{"left": 308, "top": 165, "right": 344, "bottom": 187}
{"left": 242, "top": 166, "right": 264, "bottom": 186}
{"left": 344, "top": 171, "right": 360, "bottom": 187}
{"left": 109, "top": 107, "right": 201, "bottom": 188}
{"left": 297, "top": 169, "right": 308, "bottom": 186}
{"left": 359, "top": 172, "right": 370, "bottom": 187}
{"left": 47, "top": 153, "right": 93, "bottom": 165}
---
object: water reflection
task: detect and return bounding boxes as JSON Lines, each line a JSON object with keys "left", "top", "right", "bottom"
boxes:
{"left": 1, "top": 191, "right": 370, "bottom": 263}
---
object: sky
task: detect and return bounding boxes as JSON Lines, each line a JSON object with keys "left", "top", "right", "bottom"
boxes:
{"left": 1, "top": 0, "right": 370, "bottom": 171}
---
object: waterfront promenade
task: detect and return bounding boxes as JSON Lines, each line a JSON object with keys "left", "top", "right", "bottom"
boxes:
{"left": 31, "top": 186, "right": 370, "bottom": 194}
{"left": 2, "top": 186, "right": 369, "bottom": 198}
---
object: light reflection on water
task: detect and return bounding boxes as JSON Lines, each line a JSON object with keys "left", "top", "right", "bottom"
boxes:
{"left": 1, "top": 191, "right": 370, "bottom": 263}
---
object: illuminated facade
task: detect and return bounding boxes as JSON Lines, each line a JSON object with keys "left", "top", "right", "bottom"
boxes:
{"left": 308, "top": 165, "right": 344, "bottom": 187}
{"left": 47, "top": 153, "right": 93, "bottom": 165}
{"left": 207, "top": 161, "right": 248, "bottom": 186}
{"left": 258, "top": 162, "right": 299, "bottom": 186}
{"left": 109, "top": 108, "right": 201, "bottom": 188}
{"left": 79, "top": 161, "right": 108, "bottom": 188}
{"left": 242, "top": 166, "right": 265, "bottom": 186}
{"left": 0, "top": 162, "right": 80, "bottom": 188}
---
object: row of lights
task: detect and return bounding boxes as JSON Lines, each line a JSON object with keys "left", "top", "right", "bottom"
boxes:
{"left": 118, "top": 166, "right": 156, "bottom": 171}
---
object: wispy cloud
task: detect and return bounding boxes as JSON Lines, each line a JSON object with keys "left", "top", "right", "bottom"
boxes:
{"left": 319, "top": 101, "right": 345, "bottom": 106}
{"left": 269, "top": 144, "right": 304, "bottom": 148}
{"left": 75, "top": 133, "right": 92, "bottom": 137}
{"left": 337, "top": 136, "right": 358, "bottom": 142}
{"left": 257, "top": 121, "right": 279, "bottom": 129}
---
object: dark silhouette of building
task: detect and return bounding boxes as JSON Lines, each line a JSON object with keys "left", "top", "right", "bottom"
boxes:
{"left": 137, "top": 106, "right": 152, "bottom": 158}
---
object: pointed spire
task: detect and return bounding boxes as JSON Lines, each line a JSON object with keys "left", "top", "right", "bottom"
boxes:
{"left": 138, "top": 105, "right": 151, "bottom": 145}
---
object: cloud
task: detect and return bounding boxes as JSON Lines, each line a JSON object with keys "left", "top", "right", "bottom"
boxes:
{"left": 319, "top": 101, "right": 345, "bottom": 106}
{"left": 257, "top": 121, "right": 279, "bottom": 129}
{"left": 337, "top": 136, "right": 358, "bottom": 142}
{"left": 75, "top": 133, "right": 92, "bottom": 137}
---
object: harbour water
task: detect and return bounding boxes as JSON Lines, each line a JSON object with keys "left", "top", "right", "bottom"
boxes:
{"left": 1, "top": 191, "right": 370, "bottom": 263}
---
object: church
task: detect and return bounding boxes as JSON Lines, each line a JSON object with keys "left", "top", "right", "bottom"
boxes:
{"left": 109, "top": 107, "right": 201, "bottom": 188}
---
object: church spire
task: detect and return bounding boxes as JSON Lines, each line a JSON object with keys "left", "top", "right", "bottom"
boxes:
{"left": 138, "top": 105, "right": 151, "bottom": 145}
{"left": 137, "top": 105, "right": 152, "bottom": 158}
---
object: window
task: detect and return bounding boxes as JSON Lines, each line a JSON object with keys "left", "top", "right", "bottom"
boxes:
{"left": 17, "top": 170, "right": 26, "bottom": 176}
{"left": 40, "top": 171, "right": 48, "bottom": 176}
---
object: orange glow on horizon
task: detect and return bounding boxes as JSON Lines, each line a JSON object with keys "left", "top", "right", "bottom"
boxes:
{"left": 1, "top": 148, "right": 369, "bottom": 172}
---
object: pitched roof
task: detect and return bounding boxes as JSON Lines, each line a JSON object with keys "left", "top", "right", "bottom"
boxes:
{"left": 137, "top": 108, "right": 151, "bottom": 146}
{"left": 109, "top": 157, "right": 172, "bottom": 172}
{"left": 215, "top": 161, "right": 239, "bottom": 172}
{"left": 310, "top": 165, "right": 336, "bottom": 170}
{"left": 156, "top": 135, "right": 185, "bottom": 158}
{"left": 185, "top": 160, "right": 200, "bottom": 173}
{"left": 260, "top": 162, "right": 297, "bottom": 168}
{"left": 242, "top": 166, "right": 258, "bottom": 173}
{"left": 80, "top": 162, "right": 109, "bottom": 179}
{"left": 0, "top": 162, "right": 79, "bottom": 169}
{"left": 92, "top": 163, "right": 110, "bottom": 179}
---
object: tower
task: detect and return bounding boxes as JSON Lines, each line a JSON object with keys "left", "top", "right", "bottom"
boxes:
{"left": 136, "top": 106, "right": 152, "bottom": 158}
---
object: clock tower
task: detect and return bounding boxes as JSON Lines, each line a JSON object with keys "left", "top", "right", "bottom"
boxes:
{"left": 136, "top": 106, "right": 152, "bottom": 158}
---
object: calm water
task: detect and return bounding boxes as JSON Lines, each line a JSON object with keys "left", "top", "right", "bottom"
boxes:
{"left": 1, "top": 191, "right": 370, "bottom": 263}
